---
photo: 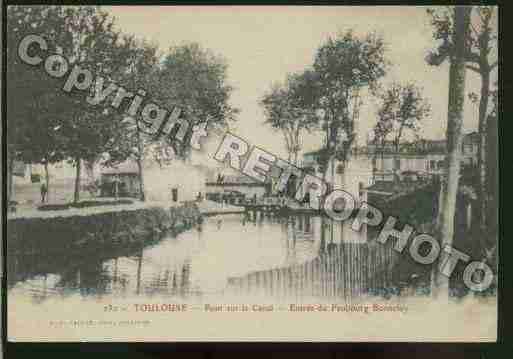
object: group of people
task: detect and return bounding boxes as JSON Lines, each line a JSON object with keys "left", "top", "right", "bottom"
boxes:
{"left": 216, "top": 173, "right": 225, "bottom": 184}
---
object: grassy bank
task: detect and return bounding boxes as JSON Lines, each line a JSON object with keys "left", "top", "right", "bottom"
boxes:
{"left": 7, "top": 202, "right": 201, "bottom": 256}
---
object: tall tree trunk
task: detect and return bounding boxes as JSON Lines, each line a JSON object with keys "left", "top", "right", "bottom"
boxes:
{"left": 136, "top": 129, "right": 146, "bottom": 202}
{"left": 432, "top": 6, "right": 472, "bottom": 299}
{"left": 476, "top": 68, "right": 490, "bottom": 242}
{"left": 74, "top": 157, "right": 81, "bottom": 203}
{"left": 136, "top": 157, "right": 145, "bottom": 202}
{"left": 484, "top": 113, "right": 498, "bottom": 266}
{"left": 431, "top": 175, "right": 446, "bottom": 293}
{"left": 283, "top": 131, "right": 292, "bottom": 163}
{"left": 293, "top": 127, "right": 301, "bottom": 166}
{"left": 393, "top": 131, "right": 403, "bottom": 179}
{"left": 44, "top": 162, "right": 50, "bottom": 202}
{"left": 7, "top": 155, "right": 14, "bottom": 204}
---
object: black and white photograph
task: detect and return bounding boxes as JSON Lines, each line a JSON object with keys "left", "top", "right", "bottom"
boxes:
{"left": 3, "top": 5, "right": 499, "bottom": 342}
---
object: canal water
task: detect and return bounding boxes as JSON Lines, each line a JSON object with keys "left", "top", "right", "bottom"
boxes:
{"left": 8, "top": 156, "right": 407, "bottom": 304}
{"left": 8, "top": 213, "right": 340, "bottom": 303}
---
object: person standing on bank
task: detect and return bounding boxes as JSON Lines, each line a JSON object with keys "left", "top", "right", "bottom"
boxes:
{"left": 40, "top": 182, "right": 48, "bottom": 203}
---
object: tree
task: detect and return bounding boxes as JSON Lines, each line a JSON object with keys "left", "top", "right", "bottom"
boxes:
{"left": 114, "top": 42, "right": 239, "bottom": 200}
{"left": 372, "top": 114, "right": 393, "bottom": 165}
{"left": 261, "top": 70, "right": 320, "bottom": 165}
{"left": 56, "top": 6, "right": 135, "bottom": 203}
{"left": 431, "top": 6, "right": 472, "bottom": 299}
{"left": 156, "top": 43, "right": 239, "bottom": 161}
{"left": 427, "top": 6, "right": 498, "bottom": 248}
{"left": 6, "top": 5, "right": 70, "bottom": 201}
{"left": 483, "top": 81, "right": 498, "bottom": 267}
{"left": 108, "top": 39, "right": 160, "bottom": 202}
{"left": 374, "top": 82, "right": 431, "bottom": 170}
{"left": 313, "top": 30, "right": 388, "bottom": 180}
{"left": 16, "top": 92, "right": 69, "bottom": 199}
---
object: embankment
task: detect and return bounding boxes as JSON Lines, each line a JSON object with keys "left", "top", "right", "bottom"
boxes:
{"left": 7, "top": 202, "right": 201, "bottom": 256}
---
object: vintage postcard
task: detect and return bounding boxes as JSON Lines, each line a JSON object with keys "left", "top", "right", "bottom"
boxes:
{"left": 4, "top": 5, "right": 498, "bottom": 342}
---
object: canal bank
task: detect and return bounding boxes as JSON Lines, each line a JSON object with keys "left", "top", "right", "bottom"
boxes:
{"left": 7, "top": 201, "right": 202, "bottom": 256}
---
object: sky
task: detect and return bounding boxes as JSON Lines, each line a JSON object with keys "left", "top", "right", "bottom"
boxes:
{"left": 105, "top": 6, "right": 496, "bottom": 159}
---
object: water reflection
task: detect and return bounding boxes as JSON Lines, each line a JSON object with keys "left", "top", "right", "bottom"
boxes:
{"left": 9, "top": 213, "right": 332, "bottom": 303}
{"left": 227, "top": 214, "right": 397, "bottom": 300}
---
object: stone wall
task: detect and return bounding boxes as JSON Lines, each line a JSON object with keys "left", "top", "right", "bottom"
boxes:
{"left": 7, "top": 203, "right": 201, "bottom": 256}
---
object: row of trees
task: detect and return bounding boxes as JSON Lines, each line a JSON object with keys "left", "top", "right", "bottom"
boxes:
{"left": 261, "top": 31, "right": 431, "bottom": 176}
{"left": 7, "top": 5, "right": 238, "bottom": 203}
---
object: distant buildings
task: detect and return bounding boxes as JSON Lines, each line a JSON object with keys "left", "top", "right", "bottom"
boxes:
{"left": 12, "top": 161, "right": 26, "bottom": 177}
{"left": 298, "top": 134, "right": 480, "bottom": 244}
{"left": 301, "top": 149, "right": 373, "bottom": 244}
{"left": 205, "top": 174, "right": 272, "bottom": 204}
{"left": 363, "top": 133, "right": 479, "bottom": 177}
{"left": 12, "top": 161, "right": 97, "bottom": 185}
{"left": 300, "top": 132, "right": 480, "bottom": 192}
{"left": 461, "top": 132, "right": 480, "bottom": 167}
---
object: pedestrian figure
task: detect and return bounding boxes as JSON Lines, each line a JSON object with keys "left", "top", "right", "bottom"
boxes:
{"left": 40, "top": 182, "right": 48, "bottom": 203}
{"left": 214, "top": 215, "right": 223, "bottom": 229}
{"left": 113, "top": 176, "right": 119, "bottom": 199}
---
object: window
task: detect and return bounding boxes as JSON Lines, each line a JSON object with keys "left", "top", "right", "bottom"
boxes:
{"left": 430, "top": 160, "right": 436, "bottom": 170}
{"left": 394, "top": 158, "right": 401, "bottom": 170}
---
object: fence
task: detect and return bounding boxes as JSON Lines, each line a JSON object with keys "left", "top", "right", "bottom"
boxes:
{"left": 227, "top": 241, "right": 398, "bottom": 299}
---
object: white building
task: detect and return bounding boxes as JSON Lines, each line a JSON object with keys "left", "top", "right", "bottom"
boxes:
{"left": 301, "top": 151, "right": 373, "bottom": 244}
{"left": 364, "top": 132, "right": 479, "bottom": 181}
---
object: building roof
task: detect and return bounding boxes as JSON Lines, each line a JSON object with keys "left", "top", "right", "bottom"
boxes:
{"left": 101, "top": 161, "right": 138, "bottom": 175}
{"left": 302, "top": 132, "right": 479, "bottom": 161}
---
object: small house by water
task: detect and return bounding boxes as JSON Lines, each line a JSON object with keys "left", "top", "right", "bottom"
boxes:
{"left": 205, "top": 174, "right": 271, "bottom": 204}
{"left": 101, "top": 162, "right": 141, "bottom": 198}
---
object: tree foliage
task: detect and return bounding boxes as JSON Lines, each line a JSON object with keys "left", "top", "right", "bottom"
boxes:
{"left": 427, "top": 6, "right": 498, "bottom": 244}
{"left": 6, "top": 6, "right": 239, "bottom": 203}
{"left": 260, "top": 70, "right": 320, "bottom": 164}
{"left": 374, "top": 82, "right": 431, "bottom": 153}
{"left": 313, "top": 30, "right": 388, "bottom": 165}
{"left": 57, "top": 6, "right": 133, "bottom": 165}
{"left": 6, "top": 6, "right": 69, "bottom": 166}
{"left": 426, "top": 6, "right": 497, "bottom": 70}
{"left": 156, "top": 43, "right": 239, "bottom": 160}
{"left": 261, "top": 30, "right": 389, "bottom": 172}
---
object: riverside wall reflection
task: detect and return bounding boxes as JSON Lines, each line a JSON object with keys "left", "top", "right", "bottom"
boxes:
{"left": 8, "top": 212, "right": 398, "bottom": 304}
